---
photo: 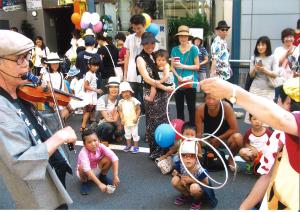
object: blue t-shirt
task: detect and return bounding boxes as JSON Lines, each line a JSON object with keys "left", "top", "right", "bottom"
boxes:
{"left": 171, "top": 45, "right": 199, "bottom": 89}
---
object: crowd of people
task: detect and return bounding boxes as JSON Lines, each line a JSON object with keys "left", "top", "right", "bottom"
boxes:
{"left": 0, "top": 16, "right": 299, "bottom": 210}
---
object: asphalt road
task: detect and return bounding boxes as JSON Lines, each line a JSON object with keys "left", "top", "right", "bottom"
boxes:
{"left": 0, "top": 101, "right": 258, "bottom": 210}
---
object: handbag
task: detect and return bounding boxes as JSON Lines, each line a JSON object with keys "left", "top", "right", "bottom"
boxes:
{"left": 201, "top": 148, "right": 227, "bottom": 172}
{"left": 155, "top": 156, "right": 173, "bottom": 174}
{"left": 104, "top": 45, "right": 123, "bottom": 81}
{"left": 177, "top": 50, "right": 193, "bottom": 89}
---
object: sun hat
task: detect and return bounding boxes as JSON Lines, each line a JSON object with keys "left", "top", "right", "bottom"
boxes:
{"left": 0, "top": 30, "right": 34, "bottom": 57}
{"left": 105, "top": 76, "right": 120, "bottom": 87}
{"left": 119, "top": 81, "right": 134, "bottom": 94}
{"left": 83, "top": 28, "right": 95, "bottom": 38}
{"left": 66, "top": 65, "right": 80, "bottom": 77}
{"left": 45, "top": 52, "right": 63, "bottom": 64}
{"left": 181, "top": 140, "right": 198, "bottom": 155}
{"left": 175, "top": 25, "right": 193, "bottom": 39}
{"left": 141, "top": 32, "right": 159, "bottom": 45}
{"left": 215, "top": 20, "right": 230, "bottom": 30}
{"left": 283, "top": 77, "right": 300, "bottom": 102}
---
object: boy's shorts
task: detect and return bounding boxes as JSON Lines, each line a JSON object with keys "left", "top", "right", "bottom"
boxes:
{"left": 124, "top": 125, "right": 140, "bottom": 142}
{"left": 76, "top": 166, "right": 101, "bottom": 179}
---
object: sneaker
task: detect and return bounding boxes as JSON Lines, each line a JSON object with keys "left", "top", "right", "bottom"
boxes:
{"left": 190, "top": 201, "right": 201, "bottom": 210}
{"left": 245, "top": 162, "right": 253, "bottom": 175}
{"left": 132, "top": 147, "right": 139, "bottom": 154}
{"left": 98, "top": 174, "right": 113, "bottom": 185}
{"left": 80, "top": 182, "right": 90, "bottom": 195}
{"left": 123, "top": 145, "right": 132, "bottom": 152}
{"left": 174, "top": 195, "right": 188, "bottom": 206}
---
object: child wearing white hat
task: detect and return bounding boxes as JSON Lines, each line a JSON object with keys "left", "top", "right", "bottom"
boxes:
{"left": 117, "top": 81, "right": 141, "bottom": 153}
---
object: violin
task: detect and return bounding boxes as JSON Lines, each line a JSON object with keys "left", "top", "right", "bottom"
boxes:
{"left": 17, "top": 72, "right": 82, "bottom": 152}
{"left": 17, "top": 84, "right": 82, "bottom": 106}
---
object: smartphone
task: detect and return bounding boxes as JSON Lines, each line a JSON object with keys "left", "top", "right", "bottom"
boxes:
{"left": 256, "top": 59, "right": 263, "bottom": 66}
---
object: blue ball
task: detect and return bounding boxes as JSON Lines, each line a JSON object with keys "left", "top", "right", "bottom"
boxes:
{"left": 155, "top": 123, "right": 176, "bottom": 148}
{"left": 146, "top": 23, "right": 159, "bottom": 37}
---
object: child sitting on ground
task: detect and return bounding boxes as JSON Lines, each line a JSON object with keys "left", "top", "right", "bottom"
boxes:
{"left": 77, "top": 129, "right": 120, "bottom": 195}
{"left": 239, "top": 114, "right": 272, "bottom": 174}
{"left": 159, "top": 122, "right": 202, "bottom": 163}
{"left": 171, "top": 140, "right": 218, "bottom": 210}
{"left": 80, "top": 56, "right": 104, "bottom": 132}
{"left": 118, "top": 81, "right": 141, "bottom": 154}
{"left": 144, "top": 49, "right": 181, "bottom": 102}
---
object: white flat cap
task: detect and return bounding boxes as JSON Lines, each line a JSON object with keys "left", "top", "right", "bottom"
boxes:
{"left": 0, "top": 30, "right": 34, "bottom": 57}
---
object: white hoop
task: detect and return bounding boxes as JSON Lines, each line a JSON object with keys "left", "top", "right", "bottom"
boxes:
{"left": 166, "top": 81, "right": 237, "bottom": 189}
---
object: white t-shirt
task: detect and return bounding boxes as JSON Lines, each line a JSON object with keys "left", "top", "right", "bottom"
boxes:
{"left": 118, "top": 97, "right": 140, "bottom": 127}
{"left": 42, "top": 72, "right": 64, "bottom": 91}
{"left": 84, "top": 71, "right": 98, "bottom": 105}
{"left": 96, "top": 95, "right": 119, "bottom": 121}
{"left": 33, "top": 46, "right": 50, "bottom": 67}
{"left": 124, "top": 33, "right": 158, "bottom": 83}
{"left": 273, "top": 46, "right": 299, "bottom": 85}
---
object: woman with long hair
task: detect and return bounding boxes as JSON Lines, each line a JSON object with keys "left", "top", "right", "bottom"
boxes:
{"left": 32, "top": 36, "right": 50, "bottom": 76}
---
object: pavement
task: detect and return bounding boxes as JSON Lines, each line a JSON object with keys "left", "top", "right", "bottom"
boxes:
{"left": 0, "top": 98, "right": 259, "bottom": 210}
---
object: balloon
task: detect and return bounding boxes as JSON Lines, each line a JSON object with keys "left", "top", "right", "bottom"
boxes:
{"left": 71, "top": 13, "right": 81, "bottom": 25}
{"left": 91, "top": 12, "right": 100, "bottom": 25}
{"left": 81, "top": 12, "right": 91, "bottom": 25}
{"left": 146, "top": 23, "right": 159, "bottom": 37}
{"left": 171, "top": 119, "right": 184, "bottom": 140}
{"left": 142, "top": 13, "right": 151, "bottom": 29}
{"left": 75, "top": 23, "right": 81, "bottom": 30}
{"left": 92, "top": 21, "right": 103, "bottom": 33}
{"left": 80, "top": 20, "right": 89, "bottom": 29}
{"left": 155, "top": 123, "right": 176, "bottom": 148}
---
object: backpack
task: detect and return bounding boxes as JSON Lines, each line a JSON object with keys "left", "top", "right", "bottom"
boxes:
{"left": 201, "top": 148, "right": 227, "bottom": 172}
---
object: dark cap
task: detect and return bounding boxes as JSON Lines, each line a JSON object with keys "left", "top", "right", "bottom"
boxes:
{"left": 84, "top": 35, "right": 95, "bottom": 46}
{"left": 141, "top": 32, "right": 159, "bottom": 45}
{"left": 215, "top": 20, "right": 230, "bottom": 30}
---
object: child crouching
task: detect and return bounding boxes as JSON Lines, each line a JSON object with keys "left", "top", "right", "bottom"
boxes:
{"left": 77, "top": 129, "right": 120, "bottom": 195}
{"left": 171, "top": 140, "right": 218, "bottom": 209}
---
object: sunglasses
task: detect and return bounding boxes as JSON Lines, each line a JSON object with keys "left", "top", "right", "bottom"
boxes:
{"left": 220, "top": 28, "right": 229, "bottom": 32}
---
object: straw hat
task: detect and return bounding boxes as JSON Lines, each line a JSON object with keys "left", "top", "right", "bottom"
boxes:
{"left": 175, "top": 25, "right": 193, "bottom": 39}
{"left": 105, "top": 76, "right": 120, "bottom": 87}
{"left": 45, "top": 52, "right": 63, "bottom": 64}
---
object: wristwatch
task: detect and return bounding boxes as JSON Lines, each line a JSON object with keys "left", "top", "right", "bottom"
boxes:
{"left": 229, "top": 85, "right": 237, "bottom": 104}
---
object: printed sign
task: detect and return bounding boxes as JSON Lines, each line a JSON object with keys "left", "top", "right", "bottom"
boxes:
{"left": 26, "top": 0, "right": 42, "bottom": 11}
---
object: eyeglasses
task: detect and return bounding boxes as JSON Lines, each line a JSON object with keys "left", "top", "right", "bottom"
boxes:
{"left": 0, "top": 52, "right": 31, "bottom": 65}
{"left": 220, "top": 28, "right": 229, "bottom": 32}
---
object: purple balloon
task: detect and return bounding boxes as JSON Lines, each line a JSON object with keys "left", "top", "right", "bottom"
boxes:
{"left": 80, "top": 21, "right": 89, "bottom": 29}
{"left": 93, "top": 21, "right": 103, "bottom": 33}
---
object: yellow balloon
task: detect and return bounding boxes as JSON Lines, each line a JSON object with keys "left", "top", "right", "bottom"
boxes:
{"left": 142, "top": 13, "right": 151, "bottom": 29}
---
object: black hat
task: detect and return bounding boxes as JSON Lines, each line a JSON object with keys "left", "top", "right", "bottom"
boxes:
{"left": 215, "top": 20, "right": 230, "bottom": 30}
{"left": 141, "top": 32, "right": 159, "bottom": 45}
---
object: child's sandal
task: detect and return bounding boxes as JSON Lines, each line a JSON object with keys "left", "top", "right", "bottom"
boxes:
{"left": 190, "top": 201, "right": 201, "bottom": 210}
{"left": 174, "top": 195, "right": 188, "bottom": 206}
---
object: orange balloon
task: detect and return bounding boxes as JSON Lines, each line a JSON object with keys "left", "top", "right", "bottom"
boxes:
{"left": 75, "top": 23, "right": 81, "bottom": 30}
{"left": 71, "top": 13, "right": 81, "bottom": 25}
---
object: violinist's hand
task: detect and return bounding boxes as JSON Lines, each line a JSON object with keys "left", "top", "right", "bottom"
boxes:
{"left": 55, "top": 126, "right": 77, "bottom": 146}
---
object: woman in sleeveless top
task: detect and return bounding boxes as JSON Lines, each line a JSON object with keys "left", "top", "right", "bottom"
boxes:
{"left": 136, "top": 32, "right": 173, "bottom": 160}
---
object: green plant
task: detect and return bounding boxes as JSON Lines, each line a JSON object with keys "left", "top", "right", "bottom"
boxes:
{"left": 21, "top": 20, "right": 35, "bottom": 40}
{"left": 168, "top": 13, "right": 212, "bottom": 50}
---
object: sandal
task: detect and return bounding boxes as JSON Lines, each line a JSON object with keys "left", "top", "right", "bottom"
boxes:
{"left": 190, "top": 201, "right": 201, "bottom": 210}
{"left": 174, "top": 195, "right": 188, "bottom": 206}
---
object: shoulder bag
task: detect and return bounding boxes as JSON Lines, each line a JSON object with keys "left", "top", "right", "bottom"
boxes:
{"left": 104, "top": 45, "right": 123, "bottom": 81}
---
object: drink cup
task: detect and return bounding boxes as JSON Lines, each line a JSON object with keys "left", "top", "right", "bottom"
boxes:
{"left": 106, "top": 185, "right": 116, "bottom": 194}
{"left": 173, "top": 57, "right": 180, "bottom": 64}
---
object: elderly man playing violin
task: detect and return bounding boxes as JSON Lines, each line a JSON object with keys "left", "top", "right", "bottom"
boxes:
{"left": 0, "top": 30, "right": 77, "bottom": 209}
